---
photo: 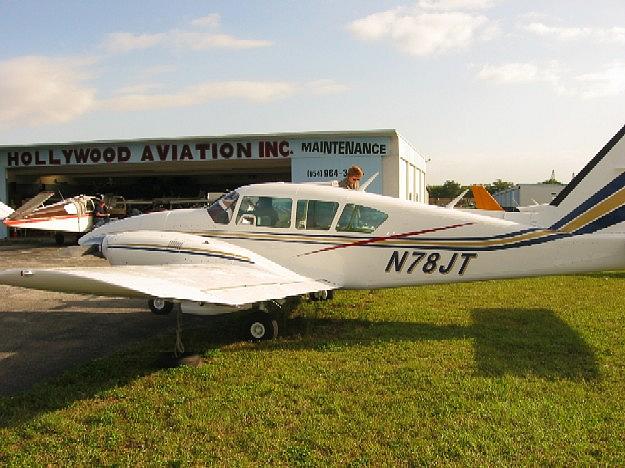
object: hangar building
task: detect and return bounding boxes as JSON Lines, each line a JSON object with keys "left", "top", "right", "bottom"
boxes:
{"left": 493, "top": 183, "right": 565, "bottom": 210}
{"left": 0, "top": 130, "right": 427, "bottom": 238}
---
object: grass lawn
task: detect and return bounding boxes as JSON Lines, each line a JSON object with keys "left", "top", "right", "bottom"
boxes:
{"left": 1, "top": 273, "right": 625, "bottom": 465}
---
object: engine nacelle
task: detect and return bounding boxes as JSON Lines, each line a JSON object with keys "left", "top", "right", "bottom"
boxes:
{"left": 101, "top": 230, "right": 258, "bottom": 266}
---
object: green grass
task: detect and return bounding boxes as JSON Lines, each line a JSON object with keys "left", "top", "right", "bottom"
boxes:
{"left": 2, "top": 273, "right": 625, "bottom": 465}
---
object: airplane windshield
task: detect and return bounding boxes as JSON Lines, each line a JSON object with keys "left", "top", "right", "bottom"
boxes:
{"left": 207, "top": 191, "right": 239, "bottom": 224}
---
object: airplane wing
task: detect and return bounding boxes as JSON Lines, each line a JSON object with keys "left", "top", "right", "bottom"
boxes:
{"left": 0, "top": 263, "right": 337, "bottom": 307}
{"left": 6, "top": 191, "right": 55, "bottom": 220}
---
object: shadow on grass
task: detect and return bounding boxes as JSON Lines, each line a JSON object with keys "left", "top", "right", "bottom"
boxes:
{"left": 277, "top": 308, "right": 598, "bottom": 381}
{"left": 470, "top": 308, "right": 598, "bottom": 381}
{"left": 581, "top": 271, "right": 625, "bottom": 280}
{"left": 0, "top": 306, "right": 598, "bottom": 428}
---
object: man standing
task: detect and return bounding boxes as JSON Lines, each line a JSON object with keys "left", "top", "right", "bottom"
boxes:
{"left": 93, "top": 196, "right": 110, "bottom": 227}
{"left": 339, "top": 165, "right": 364, "bottom": 190}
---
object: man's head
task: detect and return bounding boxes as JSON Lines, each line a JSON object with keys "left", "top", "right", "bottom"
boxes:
{"left": 346, "top": 165, "right": 364, "bottom": 189}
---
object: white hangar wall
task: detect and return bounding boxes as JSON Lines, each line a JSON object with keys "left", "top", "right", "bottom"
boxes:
{"left": 0, "top": 130, "right": 428, "bottom": 238}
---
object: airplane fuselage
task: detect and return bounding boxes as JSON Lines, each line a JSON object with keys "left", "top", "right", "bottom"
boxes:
{"left": 83, "top": 182, "right": 625, "bottom": 290}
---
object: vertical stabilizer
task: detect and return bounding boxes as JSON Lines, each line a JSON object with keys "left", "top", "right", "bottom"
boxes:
{"left": 550, "top": 124, "right": 625, "bottom": 233}
{"left": 471, "top": 185, "right": 504, "bottom": 211}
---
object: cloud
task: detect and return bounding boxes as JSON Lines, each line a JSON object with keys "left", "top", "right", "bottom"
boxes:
{"left": 477, "top": 61, "right": 625, "bottom": 99}
{"left": 102, "top": 32, "right": 166, "bottom": 54}
{"left": 0, "top": 56, "right": 96, "bottom": 128}
{"left": 477, "top": 62, "right": 560, "bottom": 84}
{"left": 103, "top": 78, "right": 350, "bottom": 112}
{"left": 348, "top": 5, "right": 498, "bottom": 56}
{"left": 171, "top": 32, "right": 272, "bottom": 50}
{"left": 574, "top": 62, "right": 625, "bottom": 99}
{"left": 190, "top": 14, "right": 221, "bottom": 28}
{"left": 101, "top": 80, "right": 297, "bottom": 111}
{"left": 307, "top": 79, "right": 350, "bottom": 95}
{"left": 418, "top": 0, "right": 499, "bottom": 11}
{"left": 522, "top": 22, "right": 625, "bottom": 44}
{"left": 101, "top": 15, "right": 272, "bottom": 54}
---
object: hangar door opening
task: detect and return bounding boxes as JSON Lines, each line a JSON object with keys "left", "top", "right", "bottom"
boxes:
{"left": 7, "top": 159, "right": 291, "bottom": 214}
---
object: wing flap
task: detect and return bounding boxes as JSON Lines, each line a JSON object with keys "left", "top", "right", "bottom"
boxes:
{"left": 0, "top": 263, "right": 336, "bottom": 306}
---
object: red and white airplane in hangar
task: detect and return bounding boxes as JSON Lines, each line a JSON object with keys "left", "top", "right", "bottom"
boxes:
{"left": 2, "top": 124, "right": 625, "bottom": 341}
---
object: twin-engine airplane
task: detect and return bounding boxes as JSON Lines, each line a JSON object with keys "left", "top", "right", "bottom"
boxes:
{"left": 2, "top": 124, "right": 625, "bottom": 341}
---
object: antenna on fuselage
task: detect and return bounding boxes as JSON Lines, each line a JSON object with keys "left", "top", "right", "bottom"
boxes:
{"left": 358, "top": 172, "right": 379, "bottom": 192}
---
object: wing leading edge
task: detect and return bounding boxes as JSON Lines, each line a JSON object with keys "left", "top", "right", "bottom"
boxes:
{"left": 0, "top": 263, "right": 337, "bottom": 306}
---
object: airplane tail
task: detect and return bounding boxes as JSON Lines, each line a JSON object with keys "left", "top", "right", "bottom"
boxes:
{"left": 549, "top": 124, "right": 625, "bottom": 234}
{"left": 471, "top": 185, "right": 504, "bottom": 211}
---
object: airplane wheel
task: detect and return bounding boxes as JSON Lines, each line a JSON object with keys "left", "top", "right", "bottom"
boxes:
{"left": 309, "top": 290, "right": 334, "bottom": 301}
{"left": 244, "top": 312, "right": 278, "bottom": 341}
{"left": 148, "top": 298, "right": 174, "bottom": 315}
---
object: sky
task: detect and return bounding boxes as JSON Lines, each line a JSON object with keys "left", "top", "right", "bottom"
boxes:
{"left": 1, "top": 0, "right": 624, "bottom": 185}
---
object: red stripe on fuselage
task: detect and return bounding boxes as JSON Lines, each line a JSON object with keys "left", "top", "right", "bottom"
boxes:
{"left": 4, "top": 215, "right": 91, "bottom": 226}
{"left": 299, "top": 222, "right": 474, "bottom": 256}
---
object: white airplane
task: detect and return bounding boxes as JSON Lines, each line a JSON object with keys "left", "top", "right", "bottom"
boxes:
{"left": 2, "top": 125, "right": 625, "bottom": 343}
{"left": 2, "top": 192, "right": 99, "bottom": 244}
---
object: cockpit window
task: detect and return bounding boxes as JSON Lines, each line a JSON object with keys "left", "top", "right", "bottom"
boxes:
{"left": 336, "top": 204, "right": 388, "bottom": 233}
{"left": 296, "top": 200, "right": 339, "bottom": 230}
{"left": 207, "top": 191, "right": 239, "bottom": 224}
{"left": 235, "top": 196, "right": 292, "bottom": 228}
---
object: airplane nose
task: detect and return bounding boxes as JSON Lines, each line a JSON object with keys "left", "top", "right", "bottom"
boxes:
{"left": 78, "top": 230, "right": 104, "bottom": 246}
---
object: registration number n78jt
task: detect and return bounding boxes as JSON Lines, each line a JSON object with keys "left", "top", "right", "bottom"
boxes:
{"left": 385, "top": 251, "right": 478, "bottom": 275}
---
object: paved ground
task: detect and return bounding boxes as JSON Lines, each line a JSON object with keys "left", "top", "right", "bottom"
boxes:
{"left": 0, "top": 240, "right": 197, "bottom": 396}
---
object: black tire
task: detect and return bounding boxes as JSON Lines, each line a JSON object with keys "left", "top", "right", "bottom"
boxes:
{"left": 54, "top": 233, "right": 65, "bottom": 246}
{"left": 309, "top": 290, "right": 334, "bottom": 301}
{"left": 243, "top": 311, "right": 278, "bottom": 341}
{"left": 148, "top": 298, "right": 174, "bottom": 315}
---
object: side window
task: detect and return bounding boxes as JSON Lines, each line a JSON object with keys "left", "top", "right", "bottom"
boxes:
{"left": 235, "top": 196, "right": 292, "bottom": 228}
{"left": 336, "top": 204, "right": 388, "bottom": 233}
{"left": 207, "top": 191, "right": 239, "bottom": 224}
{"left": 296, "top": 200, "right": 339, "bottom": 230}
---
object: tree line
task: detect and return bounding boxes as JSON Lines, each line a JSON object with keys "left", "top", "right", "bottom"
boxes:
{"left": 427, "top": 177, "right": 563, "bottom": 199}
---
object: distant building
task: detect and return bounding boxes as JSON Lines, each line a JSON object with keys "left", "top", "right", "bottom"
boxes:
{"left": 493, "top": 184, "right": 565, "bottom": 210}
